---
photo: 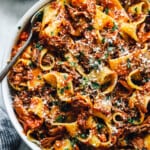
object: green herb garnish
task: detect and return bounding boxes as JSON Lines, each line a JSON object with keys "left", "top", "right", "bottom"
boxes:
{"left": 37, "top": 75, "right": 41, "bottom": 80}
{"left": 127, "top": 118, "right": 134, "bottom": 124}
{"left": 50, "top": 31, "right": 54, "bottom": 36}
{"left": 63, "top": 74, "right": 67, "bottom": 79}
{"left": 29, "top": 61, "right": 35, "bottom": 68}
{"left": 59, "top": 86, "right": 70, "bottom": 94}
{"left": 58, "top": 61, "right": 63, "bottom": 65}
{"left": 59, "top": 88, "right": 65, "bottom": 94}
{"left": 51, "top": 100, "right": 59, "bottom": 106}
{"left": 97, "top": 123, "right": 104, "bottom": 131}
{"left": 107, "top": 46, "right": 114, "bottom": 52}
{"left": 71, "top": 136, "right": 78, "bottom": 147}
{"left": 80, "top": 133, "right": 88, "bottom": 139}
{"left": 36, "top": 42, "right": 43, "bottom": 51}
{"left": 65, "top": 56, "right": 70, "bottom": 60}
{"left": 128, "top": 117, "right": 140, "bottom": 124}
{"left": 55, "top": 115, "right": 66, "bottom": 122}
{"left": 135, "top": 7, "right": 138, "bottom": 13}
{"left": 70, "top": 62, "right": 77, "bottom": 67}
{"left": 120, "top": 46, "right": 125, "bottom": 52}
{"left": 64, "top": 0, "right": 66, "bottom": 4}
{"left": 91, "top": 82, "right": 101, "bottom": 89}
{"left": 102, "top": 37, "right": 106, "bottom": 44}
{"left": 82, "top": 77, "right": 89, "bottom": 86}
{"left": 127, "top": 58, "right": 131, "bottom": 69}
{"left": 106, "top": 95, "right": 111, "bottom": 100}
{"left": 65, "top": 85, "right": 70, "bottom": 90}
{"left": 90, "top": 58, "right": 101, "bottom": 70}
{"left": 143, "top": 77, "right": 150, "bottom": 83}
{"left": 105, "top": 52, "right": 109, "bottom": 58}
{"left": 87, "top": 26, "right": 94, "bottom": 31}
{"left": 112, "top": 22, "right": 118, "bottom": 32}
{"left": 104, "top": 8, "right": 109, "bottom": 14}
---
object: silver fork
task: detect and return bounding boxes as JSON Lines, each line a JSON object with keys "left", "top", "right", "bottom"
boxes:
{"left": 0, "top": 8, "right": 44, "bottom": 82}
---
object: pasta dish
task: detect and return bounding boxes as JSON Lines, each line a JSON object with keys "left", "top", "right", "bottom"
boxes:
{"left": 8, "top": 0, "right": 150, "bottom": 149}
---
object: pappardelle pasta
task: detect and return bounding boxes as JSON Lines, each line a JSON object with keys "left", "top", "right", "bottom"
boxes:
{"left": 9, "top": 0, "right": 150, "bottom": 149}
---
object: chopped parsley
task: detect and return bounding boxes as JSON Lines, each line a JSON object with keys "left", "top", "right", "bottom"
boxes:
{"left": 107, "top": 46, "right": 114, "bottom": 52}
{"left": 143, "top": 77, "right": 150, "bottom": 83}
{"left": 106, "top": 95, "right": 111, "bottom": 100}
{"left": 127, "top": 118, "right": 134, "bottom": 124}
{"left": 59, "top": 85, "right": 70, "bottom": 94}
{"left": 37, "top": 75, "right": 41, "bottom": 80}
{"left": 63, "top": 74, "right": 67, "bottom": 79}
{"left": 75, "top": 51, "right": 85, "bottom": 61}
{"left": 135, "top": 7, "right": 138, "bottom": 13}
{"left": 64, "top": 148, "right": 69, "bottom": 150}
{"left": 71, "top": 136, "right": 78, "bottom": 147}
{"left": 50, "top": 31, "right": 54, "bottom": 36}
{"left": 70, "top": 62, "right": 77, "bottom": 67}
{"left": 97, "top": 59, "right": 101, "bottom": 64}
{"left": 81, "top": 77, "right": 89, "bottom": 86}
{"left": 29, "top": 61, "right": 36, "bottom": 68}
{"left": 105, "top": 52, "right": 109, "bottom": 59}
{"left": 127, "top": 117, "right": 140, "bottom": 124}
{"left": 65, "top": 85, "right": 71, "bottom": 90}
{"left": 102, "top": 37, "right": 106, "bottom": 44}
{"left": 127, "top": 58, "right": 131, "bottom": 69}
{"left": 64, "top": 0, "right": 66, "bottom": 5}
{"left": 89, "top": 58, "right": 101, "bottom": 70}
{"left": 59, "top": 88, "right": 65, "bottom": 94}
{"left": 120, "top": 46, "right": 125, "bottom": 52}
{"left": 91, "top": 82, "right": 101, "bottom": 89}
{"left": 97, "top": 123, "right": 104, "bottom": 131}
{"left": 55, "top": 115, "right": 66, "bottom": 122}
{"left": 36, "top": 42, "right": 43, "bottom": 51}
{"left": 51, "top": 100, "right": 59, "bottom": 106}
{"left": 87, "top": 25, "right": 94, "bottom": 31}
{"left": 65, "top": 56, "right": 70, "bottom": 61}
{"left": 58, "top": 61, "right": 63, "bottom": 65}
{"left": 112, "top": 22, "right": 118, "bottom": 32}
{"left": 104, "top": 8, "right": 109, "bottom": 14}
{"left": 80, "top": 133, "right": 88, "bottom": 139}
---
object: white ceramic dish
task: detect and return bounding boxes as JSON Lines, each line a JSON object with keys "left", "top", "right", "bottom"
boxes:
{"left": 2, "top": 0, "right": 52, "bottom": 150}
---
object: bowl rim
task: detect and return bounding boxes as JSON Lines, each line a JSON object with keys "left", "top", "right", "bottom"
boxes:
{"left": 1, "top": 0, "right": 52, "bottom": 150}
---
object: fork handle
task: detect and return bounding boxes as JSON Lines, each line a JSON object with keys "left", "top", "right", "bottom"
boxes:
{"left": 0, "top": 31, "right": 33, "bottom": 82}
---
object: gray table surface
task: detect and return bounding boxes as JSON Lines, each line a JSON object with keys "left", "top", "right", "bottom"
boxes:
{"left": 0, "top": 0, "right": 37, "bottom": 149}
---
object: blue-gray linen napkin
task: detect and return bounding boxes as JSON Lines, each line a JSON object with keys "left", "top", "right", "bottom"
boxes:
{"left": 0, "top": 108, "right": 20, "bottom": 150}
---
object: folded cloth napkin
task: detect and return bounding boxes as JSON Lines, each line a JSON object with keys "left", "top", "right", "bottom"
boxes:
{"left": 0, "top": 108, "right": 20, "bottom": 150}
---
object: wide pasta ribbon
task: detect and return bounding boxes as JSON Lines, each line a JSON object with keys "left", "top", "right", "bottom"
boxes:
{"left": 128, "top": 91, "right": 150, "bottom": 125}
{"left": 43, "top": 71, "right": 74, "bottom": 101}
{"left": 109, "top": 46, "right": 147, "bottom": 75}
{"left": 89, "top": 66, "right": 118, "bottom": 94}
{"left": 40, "top": 0, "right": 67, "bottom": 38}
{"left": 120, "top": 16, "right": 146, "bottom": 41}
{"left": 27, "top": 68, "right": 45, "bottom": 91}
{"left": 39, "top": 48, "right": 55, "bottom": 71}
{"left": 127, "top": 69, "right": 143, "bottom": 90}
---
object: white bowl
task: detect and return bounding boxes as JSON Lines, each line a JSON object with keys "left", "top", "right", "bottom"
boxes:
{"left": 2, "top": 0, "right": 52, "bottom": 150}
